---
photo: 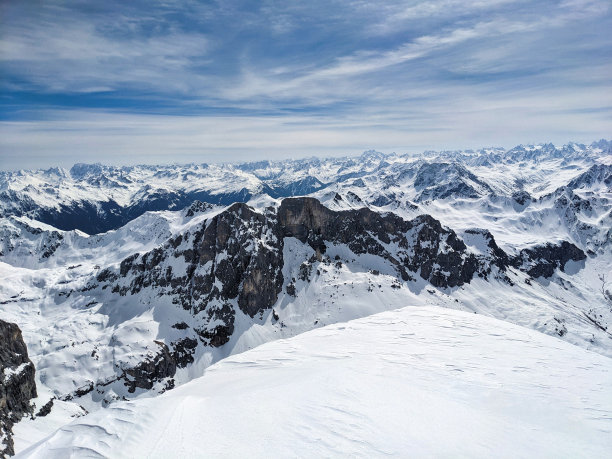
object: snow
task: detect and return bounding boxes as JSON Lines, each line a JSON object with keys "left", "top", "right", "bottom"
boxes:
{"left": 2, "top": 189, "right": 611, "bottom": 450}
{"left": 2, "top": 141, "right": 611, "bottom": 456}
{"left": 17, "top": 306, "right": 612, "bottom": 458}
{"left": 1, "top": 362, "right": 30, "bottom": 381}
{"left": 1, "top": 142, "right": 607, "bottom": 223}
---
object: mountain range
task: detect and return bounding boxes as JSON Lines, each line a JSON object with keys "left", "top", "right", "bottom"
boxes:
{"left": 1, "top": 140, "right": 611, "bottom": 456}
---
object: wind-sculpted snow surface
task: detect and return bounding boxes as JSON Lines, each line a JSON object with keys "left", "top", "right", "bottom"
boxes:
{"left": 18, "top": 307, "right": 612, "bottom": 458}
{"left": 1, "top": 141, "right": 612, "bottom": 455}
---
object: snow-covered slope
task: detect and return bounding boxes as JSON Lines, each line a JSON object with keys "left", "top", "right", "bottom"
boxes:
{"left": 17, "top": 306, "right": 612, "bottom": 458}
{"left": 1, "top": 140, "right": 611, "bottom": 456}
{"left": 0, "top": 202, "right": 222, "bottom": 269}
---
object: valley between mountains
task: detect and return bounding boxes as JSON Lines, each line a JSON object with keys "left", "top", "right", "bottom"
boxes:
{"left": 1, "top": 141, "right": 611, "bottom": 456}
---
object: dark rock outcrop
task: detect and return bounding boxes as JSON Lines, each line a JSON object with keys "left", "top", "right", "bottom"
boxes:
{"left": 512, "top": 241, "right": 586, "bottom": 278}
{"left": 512, "top": 190, "right": 532, "bottom": 206}
{"left": 463, "top": 228, "right": 511, "bottom": 278}
{"left": 0, "top": 319, "right": 37, "bottom": 457}
{"left": 123, "top": 341, "right": 176, "bottom": 393}
{"left": 196, "top": 303, "right": 235, "bottom": 347}
{"left": 171, "top": 338, "right": 198, "bottom": 368}
{"left": 35, "top": 399, "right": 53, "bottom": 418}
{"left": 106, "top": 202, "right": 284, "bottom": 346}
{"left": 278, "top": 197, "right": 481, "bottom": 287}
{"left": 184, "top": 200, "right": 214, "bottom": 217}
{"left": 58, "top": 340, "right": 185, "bottom": 404}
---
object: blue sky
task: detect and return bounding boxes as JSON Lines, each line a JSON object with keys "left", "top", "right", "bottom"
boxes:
{"left": 1, "top": 0, "right": 611, "bottom": 170}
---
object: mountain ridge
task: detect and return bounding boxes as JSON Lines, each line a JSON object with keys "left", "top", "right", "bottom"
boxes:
{"left": 1, "top": 140, "right": 610, "bottom": 234}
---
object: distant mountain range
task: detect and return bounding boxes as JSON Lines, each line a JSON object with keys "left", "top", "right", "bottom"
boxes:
{"left": 1, "top": 140, "right": 610, "bottom": 234}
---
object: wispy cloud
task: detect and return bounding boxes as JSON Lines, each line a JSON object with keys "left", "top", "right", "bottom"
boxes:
{"left": 2, "top": 80, "right": 610, "bottom": 170}
{"left": 0, "top": 2, "right": 211, "bottom": 93}
{"left": 0, "top": 0, "right": 610, "bottom": 169}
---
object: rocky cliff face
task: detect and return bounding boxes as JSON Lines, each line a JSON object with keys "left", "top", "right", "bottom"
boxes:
{"left": 277, "top": 197, "right": 482, "bottom": 287}
{"left": 512, "top": 241, "right": 586, "bottom": 278}
{"left": 96, "top": 199, "right": 589, "bottom": 342}
{"left": 93, "top": 198, "right": 507, "bottom": 350}
{"left": 95, "top": 202, "right": 285, "bottom": 348}
{"left": 0, "top": 320, "right": 37, "bottom": 457}
{"left": 83, "top": 198, "right": 590, "bottom": 402}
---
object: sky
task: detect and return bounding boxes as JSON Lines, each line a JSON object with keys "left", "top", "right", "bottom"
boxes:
{"left": 1, "top": 0, "right": 611, "bottom": 170}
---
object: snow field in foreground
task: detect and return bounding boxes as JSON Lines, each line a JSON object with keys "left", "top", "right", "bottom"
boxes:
{"left": 19, "top": 306, "right": 612, "bottom": 458}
